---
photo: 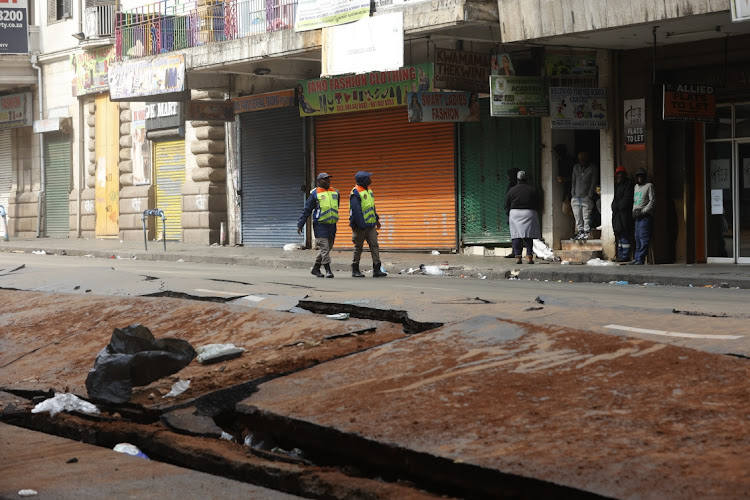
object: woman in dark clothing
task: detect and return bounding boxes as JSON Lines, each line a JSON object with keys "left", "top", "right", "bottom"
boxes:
{"left": 504, "top": 170, "right": 541, "bottom": 264}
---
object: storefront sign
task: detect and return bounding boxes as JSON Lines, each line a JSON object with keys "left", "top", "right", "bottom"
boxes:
{"left": 185, "top": 101, "right": 234, "bottom": 121}
{"left": 145, "top": 101, "right": 184, "bottom": 131}
{"left": 322, "top": 12, "right": 403, "bottom": 77}
{"left": 33, "top": 117, "right": 70, "bottom": 133}
{"left": 490, "top": 76, "right": 548, "bottom": 117}
{"left": 545, "top": 49, "right": 597, "bottom": 78}
{"left": 0, "top": 0, "right": 28, "bottom": 54}
{"left": 549, "top": 87, "right": 607, "bottom": 129}
{"left": 374, "top": 0, "right": 429, "bottom": 8}
{"left": 298, "top": 63, "right": 433, "bottom": 117}
{"left": 71, "top": 46, "right": 115, "bottom": 96}
{"left": 435, "top": 49, "right": 491, "bottom": 93}
{"left": 663, "top": 83, "right": 716, "bottom": 122}
{"left": 234, "top": 90, "right": 295, "bottom": 114}
{"left": 131, "top": 105, "right": 151, "bottom": 185}
{"left": 490, "top": 53, "right": 515, "bottom": 77}
{"left": 624, "top": 98, "right": 646, "bottom": 152}
{"left": 108, "top": 54, "right": 186, "bottom": 101}
{"left": 406, "top": 91, "right": 480, "bottom": 123}
{"left": 0, "top": 92, "right": 31, "bottom": 130}
{"left": 294, "top": 0, "right": 369, "bottom": 32}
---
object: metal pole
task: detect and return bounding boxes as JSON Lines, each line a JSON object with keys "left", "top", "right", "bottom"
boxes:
{"left": 142, "top": 210, "right": 148, "bottom": 250}
{"left": 162, "top": 215, "right": 166, "bottom": 251}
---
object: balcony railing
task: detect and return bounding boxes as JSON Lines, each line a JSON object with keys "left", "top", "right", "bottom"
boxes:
{"left": 85, "top": 3, "right": 116, "bottom": 38}
{"left": 115, "top": 0, "right": 297, "bottom": 60}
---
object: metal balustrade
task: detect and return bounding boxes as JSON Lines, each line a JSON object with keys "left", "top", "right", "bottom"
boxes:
{"left": 115, "top": 0, "right": 297, "bottom": 60}
{"left": 85, "top": 3, "right": 116, "bottom": 38}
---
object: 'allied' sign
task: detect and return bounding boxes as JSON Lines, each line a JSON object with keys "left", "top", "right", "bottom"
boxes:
{"left": 663, "top": 83, "right": 716, "bottom": 122}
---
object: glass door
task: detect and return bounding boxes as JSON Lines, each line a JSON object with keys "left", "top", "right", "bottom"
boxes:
{"left": 738, "top": 140, "right": 750, "bottom": 262}
{"left": 706, "top": 142, "right": 733, "bottom": 260}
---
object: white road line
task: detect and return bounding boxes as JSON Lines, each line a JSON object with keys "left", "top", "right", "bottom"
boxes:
{"left": 604, "top": 324, "right": 743, "bottom": 340}
{"left": 393, "top": 285, "right": 458, "bottom": 291}
{"left": 193, "top": 289, "right": 247, "bottom": 297}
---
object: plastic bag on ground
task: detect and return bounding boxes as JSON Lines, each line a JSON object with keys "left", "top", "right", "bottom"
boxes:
{"left": 420, "top": 264, "right": 444, "bottom": 276}
{"left": 113, "top": 443, "right": 149, "bottom": 459}
{"left": 532, "top": 239, "right": 557, "bottom": 261}
{"left": 283, "top": 243, "right": 303, "bottom": 251}
{"left": 586, "top": 258, "right": 615, "bottom": 266}
{"left": 85, "top": 324, "right": 197, "bottom": 404}
{"left": 163, "top": 379, "right": 190, "bottom": 398}
{"left": 31, "top": 393, "right": 101, "bottom": 417}
{"left": 196, "top": 343, "right": 245, "bottom": 364}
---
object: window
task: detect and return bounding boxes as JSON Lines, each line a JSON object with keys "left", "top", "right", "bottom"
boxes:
{"left": 48, "top": 0, "right": 72, "bottom": 23}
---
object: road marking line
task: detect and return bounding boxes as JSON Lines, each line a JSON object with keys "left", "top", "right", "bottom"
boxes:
{"left": 193, "top": 289, "right": 247, "bottom": 297}
{"left": 604, "top": 324, "right": 743, "bottom": 340}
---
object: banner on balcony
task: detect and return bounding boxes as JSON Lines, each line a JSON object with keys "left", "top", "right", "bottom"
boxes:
{"left": 373, "top": 0, "right": 430, "bottom": 9}
{"left": 0, "top": 0, "right": 28, "bottom": 54}
{"left": 108, "top": 54, "right": 187, "bottom": 102}
{"left": 406, "top": 92, "right": 481, "bottom": 123}
{"left": 234, "top": 90, "right": 296, "bottom": 114}
{"left": 71, "top": 46, "right": 115, "bottom": 97}
{"left": 490, "top": 76, "right": 548, "bottom": 117}
{"left": 0, "top": 92, "right": 32, "bottom": 130}
{"left": 549, "top": 87, "right": 607, "bottom": 129}
{"left": 130, "top": 105, "right": 151, "bottom": 185}
{"left": 434, "top": 49, "right": 492, "bottom": 93}
{"left": 297, "top": 63, "right": 433, "bottom": 117}
{"left": 295, "top": 0, "right": 370, "bottom": 32}
{"left": 322, "top": 12, "right": 403, "bottom": 77}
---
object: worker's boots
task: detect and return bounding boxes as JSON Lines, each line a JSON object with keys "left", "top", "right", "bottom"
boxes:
{"left": 324, "top": 264, "right": 334, "bottom": 278}
{"left": 372, "top": 262, "right": 388, "bottom": 278}
{"left": 351, "top": 263, "right": 365, "bottom": 278}
{"left": 311, "top": 264, "right": 324, "bottom": 278}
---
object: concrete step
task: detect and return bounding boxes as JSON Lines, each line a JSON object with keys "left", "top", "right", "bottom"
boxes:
{"left": 555, "top": 249, "right": 602, "bottom": 264}
{"left": 561, "top": 239, "right": 603, "bottom": 251}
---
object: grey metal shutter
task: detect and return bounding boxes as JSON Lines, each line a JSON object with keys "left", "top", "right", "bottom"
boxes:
{"left": 0, "top": 131, "right": 11, "bottom": 212}
{"left": 44, "top": 134, "right": 71, "bottom": 237}
{"left": 240, "top": 107, "right": 305, "bottom": 247}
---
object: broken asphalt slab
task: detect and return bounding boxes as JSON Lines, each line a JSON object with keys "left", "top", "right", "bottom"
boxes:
{"left": 237, "top": 315, "right": 750, "bottom": 499}
{"left": 0, "top": 422, "right": 303, "bottom": 500}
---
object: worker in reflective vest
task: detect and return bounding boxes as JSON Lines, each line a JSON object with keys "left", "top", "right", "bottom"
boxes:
{"left": 297, "top": 172, "right": 339, "bottom": 278}
{"left": 349, "top": 171, "right": 387, "bottom": 278}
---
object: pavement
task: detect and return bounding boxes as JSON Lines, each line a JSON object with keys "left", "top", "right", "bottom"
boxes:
{"left": 2, "top": 237, "right": 750, "bottom": 289}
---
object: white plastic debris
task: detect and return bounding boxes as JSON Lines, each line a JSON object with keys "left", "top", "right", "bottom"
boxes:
{"left": 113, "top": 443, "right": 149, "bottom": 459}
{"left": 31, "top": 393, "right": 100, "bottom": 417}
{"left": 283, "top": 243, "right": 303, "bottom": 251}
{"left": 431, "top": 250, "right": 440, "bottom": 255}
{"left": 18, "top": 489, "right": 38, "bottom": 497}
{"left": 196, "top": 343, "right": 246, "bottom": 364}
{"left": 163, "top": 379, "right": 190, "bottom": 398}
{"left": 326, "top": 313, "right": 350, "bottom": 320}
{"left": 532, "top": 239, "right": 557, "bottom": 261}
{"left": 31, "top": 250, "right": 46, "bottom": 255}
{"left": 586, "top": 258, "right": 615, "bottom": 266}
{"left": 220, "top": 431, "right": 235, "bottom": 442}
{"left": 420, "top": 264, "right": 444, "bottom": 276}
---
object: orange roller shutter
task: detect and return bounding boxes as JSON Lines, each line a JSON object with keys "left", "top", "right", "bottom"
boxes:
{"left": 315, "top": 107, "right": 456, "bottom": 251}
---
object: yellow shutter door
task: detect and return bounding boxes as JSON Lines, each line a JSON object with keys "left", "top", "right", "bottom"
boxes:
{"left": 153, "top": 139, "right": 185, "bottom": 241}
{"left": 94, "top": 94, "right": 120, "bottom": 238}
{"left": 315, "top": 107, "right": 456, "bottom": 250}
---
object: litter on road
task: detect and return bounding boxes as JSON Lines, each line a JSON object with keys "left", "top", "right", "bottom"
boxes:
{"left": 30, "top": 393, "right": 100, "bottom": 417}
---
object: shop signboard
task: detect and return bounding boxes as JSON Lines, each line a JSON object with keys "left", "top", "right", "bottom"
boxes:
{"left": 71, "top": 46, "right": 115, "bottom": 96}
{"left": 295, "top": 0, "right": 369, "bottom": 32}
{"left": 373, "top": 0, "right": 430, "bottom": 8}
{"left": 144, "top": 101, "right": 183, "bottom": 131}
{"left": 624, "top": 98, "right": 646, "bottom": 152}
{"left": 108, "top": 54, "right": 187, "bottom": 101}
{"left": 435, "top": 49, "right": 491, "bottom": 93}
{"left": 131, "top": 105, "right": 151, "bottom": 185}
{"left": 406, "top": 91, "right": 481, "bottom": 123}
{"left": 297, "top": 63, "right": 433, "bottom": 117}
{"left": 0, "top": 0, "right": 28, "bottom": 54}
{"left": 490, "top": 76, "right": 548, "bottom": 117}
{"left": 549, "top": 87, "right": 607, "bottom": 129}
{"left": 234, "top": 90, "right": 296, "bottom": 114}
{"left": 322, "top": 12, "right": 403, "bottom": 77}
{"left": 663, "top": 83, "right": 716, "bottom": 122}
{"left": 185, "top": 101, "right": 234, "bottom": 121}
{"left": 545, "top": 48, "right": 597, "bottom": 78}
{"left": 0, "top": 92, "right": 32, "bottom": 130}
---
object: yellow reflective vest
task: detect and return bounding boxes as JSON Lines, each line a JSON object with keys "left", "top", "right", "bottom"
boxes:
{"left": 353, "top": 186, "right": 377, "bottom": 224}
{"left": 315, "top": 188, "right": 339, "bottom": 224}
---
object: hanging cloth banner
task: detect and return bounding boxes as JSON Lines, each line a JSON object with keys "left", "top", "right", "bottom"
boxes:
{"left": 295, "top": 0, "right": 370, "bottom": 32}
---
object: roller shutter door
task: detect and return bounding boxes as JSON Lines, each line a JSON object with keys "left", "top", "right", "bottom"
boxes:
{"left": 0, "top": 131, "right": 11, "bottom": 211}
{"left": 153, "top": 139, "right": 185, "bottom": 241}
{"left": 44, "top": 134, "right": 71, "bottom": 237}
{"left": 460, "top": 102, "right": 540, "bottom": 245}
{"left": 315, "top": 107, "right": 456, "bottom": 251}
{"left": 240, "top": 107, "right": 305, "bottom": 247}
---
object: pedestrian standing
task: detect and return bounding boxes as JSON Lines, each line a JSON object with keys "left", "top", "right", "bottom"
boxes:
{"left": 629, "top": 168, "right": 655, "bottom": 265}
{"left": 504, "top": 170, "right": 540, "bottom": 264}
{"left": 297, "top": 173, "right": 339, "bottom": 278}
{"left": 611, "top": 166, "right": 634, "bottom": 262}
{"left": 570, "top": 151, "right": 599, "bottom": 240}
{"left": 504, "top": 168, "right": 520, "bottom": 259}
{"left": 350, "top": 171, "right": 387, "bottom": 278}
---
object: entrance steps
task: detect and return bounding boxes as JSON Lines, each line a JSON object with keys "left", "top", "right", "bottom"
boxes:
{"left": 556, "top": 231, "right": 603, "bottom": 264}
